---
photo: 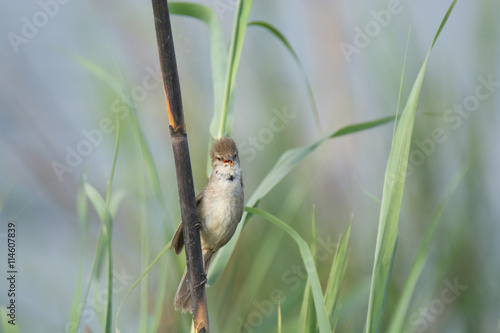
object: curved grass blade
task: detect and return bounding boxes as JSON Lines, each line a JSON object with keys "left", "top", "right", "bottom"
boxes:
{"left": 218, "top": 0, "right": 254, "bottom": 137}
{"left": 128, "top": 113, "right": 165, "bottom": 202}
{"left": 325, "top": 217, "right": 352, "bottom": 328}
{"left": 75, "top": 118, "right": 120, "bottom": 333}
{"left": 298, "top": 279, "right": 313, "bottom": 333}
{"left": 168, "top": 3, "right": 227, "bottom": 139}
{"left": 102, "top": 121, "right": 120, "bottom": 333}
{"left": 86, "top": 191, "right": 125, "bottom": 279}
{"left": 167, "top": 1, "right": 255, "bottom": 149}
{"left": 251, "top": 117, "right": 391, "bottom": 207}
{"left": 115, "top": 243, "right": 170, "bottom": 329}
{"left": 133, "top": 137, "right": 149, "bottom": 333}
{"left": 431, "top": 1, "right": 457, "bottom": 48}
{"left": 168, "top": 2, "right": 233, "bottom": 177}
{"left": 245, "top": 207, "right": 331, "bottom": 332}
{"left": 127, "top": 111, "right": 172, "bottom": 332}
{"left": 354, "top": 177, "right": 382, "bottom": 205}
{"left": 298, "top": 208, "right": 317, "bottom": 333}
{"left": 248, "top": 21, "right": 321, "bottom": 134}
{"left": 222, "top": 184, "right": 308, "bottom": 328}
{"left": 208, "top": 114, "right": 395, "bottom": 284}
{"left": 387, "top": 163, "right": 470, "bottom": 333}
{"left": 220, "top": 183, "right": 309, "bottom": 332}
{"left": 392, "top": 25, "right": 411, "bottom": 139}
{"left": 365, "top": 2, "right": 456, "bottom": 332}
{"left": 84, "top": 184, "right": 113, "bottom": 332}
{"left": 67, "top": 173, "right": 90, "bottom": 331}
{"left": 50, "top": 44, "right": 165, "bottom": 204}
{"left": 250, "top": 114, "right": 395, "bottom": 221}
{"left": 49, "top": 34, "right": 168, "bottom": 333}
{"left": 56, "top": 45, "right": 168, "bottom": 259}
{"left": 48, "top": 45, "right": 121, "bottom": 332}
{"left": 45, "top": 43, "right": 121, "bottom": 94}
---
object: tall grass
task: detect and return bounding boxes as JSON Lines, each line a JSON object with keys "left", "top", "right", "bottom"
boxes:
{"left": 365, "top": 3, "right": 456, "bottom": 332}
{"left": 80, "top": 116, "right": 121, "bottom": 333}
{"left": 16, "top": 1, "right": 463, "bottom": 332}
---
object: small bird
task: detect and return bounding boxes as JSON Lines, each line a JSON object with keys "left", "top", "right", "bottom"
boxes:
{"left": 171, "top": 137, "right": 244, "bottom": 313}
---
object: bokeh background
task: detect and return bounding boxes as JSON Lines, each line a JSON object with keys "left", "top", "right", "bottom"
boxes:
{"left": 1, "top": 0, "right": 499, "bottom": 332}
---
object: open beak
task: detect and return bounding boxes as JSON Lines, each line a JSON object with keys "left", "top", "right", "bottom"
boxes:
{"left": 223, "top": 159, "right": 234, "bottom": 166}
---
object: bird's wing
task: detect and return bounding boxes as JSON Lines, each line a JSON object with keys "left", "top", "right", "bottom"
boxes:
{"left": 170, "top": 187, "right": 207, "bottom": 255}
{"left": 171, "top": 222, "right": 184, "bottom": 255}
{"left": 195, "top": 187, "right": 205, "bottom": 207}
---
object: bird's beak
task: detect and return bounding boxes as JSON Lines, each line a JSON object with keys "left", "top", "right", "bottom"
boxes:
{"left": 223, "top": 158, "right": 234, "bottom": 166}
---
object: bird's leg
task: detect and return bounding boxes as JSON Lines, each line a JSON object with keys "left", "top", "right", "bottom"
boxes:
{"left": 194, "top": 220, "right": 202, "bottom": 230}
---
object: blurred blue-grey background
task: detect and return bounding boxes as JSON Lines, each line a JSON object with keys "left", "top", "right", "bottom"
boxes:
{"left": 1, "top": 0, "right": 499, "bottom": 332}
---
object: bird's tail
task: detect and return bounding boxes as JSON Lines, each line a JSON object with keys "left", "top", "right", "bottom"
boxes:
{"left": 174, "top": 251, "right": 214, "bottom": 313}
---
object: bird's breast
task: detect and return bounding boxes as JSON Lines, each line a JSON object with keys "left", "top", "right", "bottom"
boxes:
{"left": 199, "top": 177, "right": 244, "bottom": 252}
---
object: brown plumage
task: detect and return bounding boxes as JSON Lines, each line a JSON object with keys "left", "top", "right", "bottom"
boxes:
{"left": 171, "top": 137, "right": 244, "bottom": 313}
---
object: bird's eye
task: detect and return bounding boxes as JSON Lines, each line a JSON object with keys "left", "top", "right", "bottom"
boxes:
{"left": 217, "top": 156, "right": 222, "bottom": 161}
{"left": 234, "top": 153, "right": 238, "bottom": 158}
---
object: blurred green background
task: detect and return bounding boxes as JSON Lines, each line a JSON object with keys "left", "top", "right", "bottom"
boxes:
{"left": 1, "top": 0, "right": 499, "bottom": 332}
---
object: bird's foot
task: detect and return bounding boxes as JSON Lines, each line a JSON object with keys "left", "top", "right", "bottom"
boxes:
{"left": 195, "top": 272, "right": 207, "bottom": 288}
